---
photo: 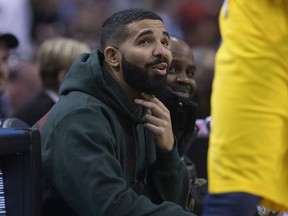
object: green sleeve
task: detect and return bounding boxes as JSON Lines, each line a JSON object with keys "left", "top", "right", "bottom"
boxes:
{"left": 41, "top": 109, "right": 196, "bottom": 216}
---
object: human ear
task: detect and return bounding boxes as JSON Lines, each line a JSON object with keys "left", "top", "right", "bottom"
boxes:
{"left": 103, "top": 46, "right": 120, "bottom": 68}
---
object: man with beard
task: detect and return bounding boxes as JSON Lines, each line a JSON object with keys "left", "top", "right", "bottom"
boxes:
{"left": 34, "top": 8, "right": 196, "bottom": 216}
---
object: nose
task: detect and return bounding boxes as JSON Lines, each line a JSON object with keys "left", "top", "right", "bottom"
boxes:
{"left": 176, "top": 72, "right": 197, "bottom": 93}
{"left": 176, "top": 71, "right": 190, "bottom": 83}
{"left": 153, "top": 42, "right": 171, "bottom": 60}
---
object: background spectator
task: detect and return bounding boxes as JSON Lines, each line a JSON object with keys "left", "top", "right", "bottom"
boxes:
{"left": 12, "top": 37, "right": 91, "bottom": 126}
{"left": 0, "top": 32, "right": 19, "bottom": 117}
{"left": 1, "top": 0, "right": 223, "bottom": 117}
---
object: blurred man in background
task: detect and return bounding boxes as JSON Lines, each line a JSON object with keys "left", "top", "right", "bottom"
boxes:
{"left": 0, "top": 32, "right": 18, "bottom": 117}
{"left": 13, "top": 37, "right": 91, "bottom": 126}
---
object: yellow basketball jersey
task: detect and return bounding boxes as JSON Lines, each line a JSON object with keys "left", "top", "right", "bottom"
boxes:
{"left": 209, "top": 0, "right": 288, "bottom": 211}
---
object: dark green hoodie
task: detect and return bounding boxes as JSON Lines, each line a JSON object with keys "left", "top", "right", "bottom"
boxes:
{"left": 35, "top": 50, "right": 195, "bottom": 216}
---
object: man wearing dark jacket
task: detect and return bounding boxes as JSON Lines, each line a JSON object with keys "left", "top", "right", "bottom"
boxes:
{"left": 34, "top": 8, "right": 196, "bottom": 216}
{"left": 157, "top": 36, "right": 207, "bottom": 215}
{"left": 159, "top": 36, "right": 198, "bottom": 157}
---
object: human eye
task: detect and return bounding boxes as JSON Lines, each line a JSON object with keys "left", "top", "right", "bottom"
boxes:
{"left": 138, "top": 38, "right": 151, "bottom": 45}
{"left": 168, "top": 64, "right": 178, "bottom": 74}
{"left": 168, "top": 66, "right": 175, "bottom": 74}
{"left": 161, "top": 39, "right": 169, "bottom": 47}
{"left": 186, "top": 68, "right": 196, "bottom": 78}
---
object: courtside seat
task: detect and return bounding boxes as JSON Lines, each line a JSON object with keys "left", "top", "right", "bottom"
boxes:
{"left": 0, "top": 118, "right": 41, "bottom": 216}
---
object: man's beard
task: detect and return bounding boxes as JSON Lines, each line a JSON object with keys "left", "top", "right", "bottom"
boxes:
{"left": 122, "top": 56, "right": 167, "bottom": 95}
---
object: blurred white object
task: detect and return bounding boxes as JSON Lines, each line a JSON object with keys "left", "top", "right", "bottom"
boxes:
{"left": 196, "top": 119, "right": 209, "bottom": 136}
{"left": 0, "top": 0, "right": 33, "bottom": 58}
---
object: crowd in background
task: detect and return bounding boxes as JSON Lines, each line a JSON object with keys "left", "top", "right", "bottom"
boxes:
{"left": 6, "top": 0, "right": 222, "bottom": 53}
{"left": 0, "top": 0, "right": 223, "bottom": 118}
{"left": 1, "top": 1, "right": 288, "bottom": 215}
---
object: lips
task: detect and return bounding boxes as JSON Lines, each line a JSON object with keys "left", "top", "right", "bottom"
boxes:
{"left": 151, "top": 62, "right": 168, "bottom": 76}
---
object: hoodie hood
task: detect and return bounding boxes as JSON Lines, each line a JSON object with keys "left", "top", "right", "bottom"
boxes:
{"left": 60, "top": 49, "right": 144, "bottom": 123}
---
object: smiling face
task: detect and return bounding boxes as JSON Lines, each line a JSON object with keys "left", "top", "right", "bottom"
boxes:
{"left": 167, "top": 37, "right": 196, "bottom": 99}
{"left": 115, "top": 19, "right": 172, "bottom": 95}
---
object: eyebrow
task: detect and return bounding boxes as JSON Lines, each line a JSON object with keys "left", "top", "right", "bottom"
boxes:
{"left": 136, "top": 30, "right": 170, "bottom": 40}
{"left": 163, "top": 31, "right": 170, "bottom": 39}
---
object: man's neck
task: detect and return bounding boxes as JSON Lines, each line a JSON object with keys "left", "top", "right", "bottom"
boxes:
{"left": 104, "top": 63, "right": 141, "bottom": 111}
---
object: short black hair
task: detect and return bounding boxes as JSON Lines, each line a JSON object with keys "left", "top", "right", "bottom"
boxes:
{"left": 100, "top": 8, "right": 163, "bottom": 51}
